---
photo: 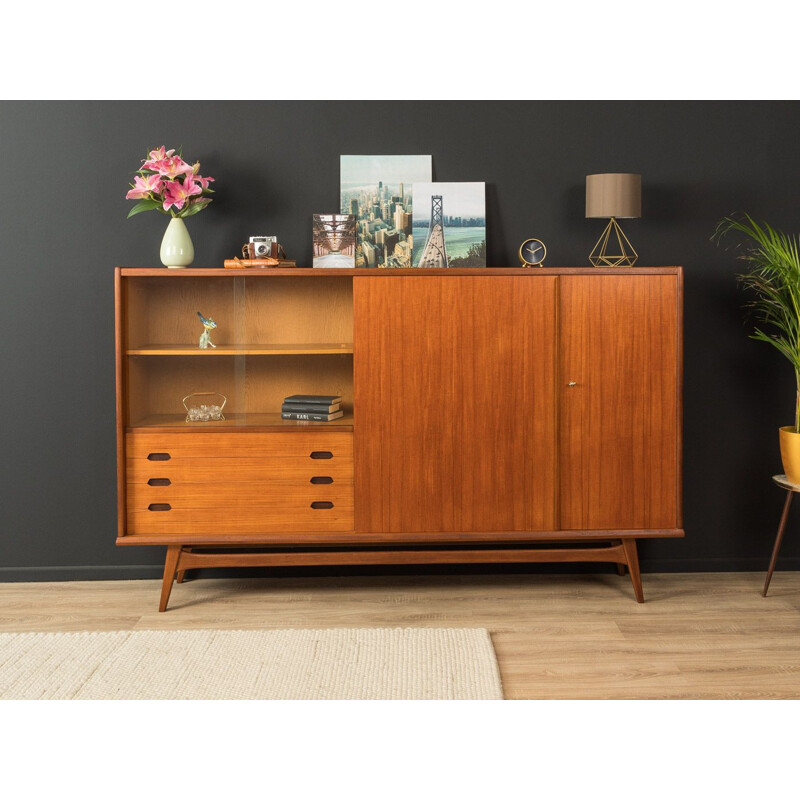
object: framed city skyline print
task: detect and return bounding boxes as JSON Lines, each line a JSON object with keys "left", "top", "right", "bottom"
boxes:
{"left": 312, "top": 214, "right": 357, "bottom": 268}
{"left": 411, "top": 182, "right": 486, "bottom": 268}
{"left": 340, "top": 155, "right": 432, "bottom": 268}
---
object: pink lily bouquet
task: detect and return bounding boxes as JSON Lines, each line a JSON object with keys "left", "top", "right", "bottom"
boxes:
{"left": 126, "top": 146, "right": 214, "bottom": 218}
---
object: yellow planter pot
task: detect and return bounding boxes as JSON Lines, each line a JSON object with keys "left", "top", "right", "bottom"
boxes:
{"left": 779, "top": 426, "right": 800, "bottom": 484}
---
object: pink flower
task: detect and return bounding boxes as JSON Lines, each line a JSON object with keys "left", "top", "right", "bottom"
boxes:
{"left": 143, "top": 155, "right": 195, "bottom": 179}
{"left": 162, "top": 174, "right": 202, "bottom": 212}
{"left": 127, "top": 147, "right": 213, "bottom": 218}
{"left": 145, "top": 146, "right": 175, "bottom": 162}
{"left": 182, "top": 174, "right": 203, "bottom": 195}
{"left": 125, "top": 173, "right": 164, "bottom": 200}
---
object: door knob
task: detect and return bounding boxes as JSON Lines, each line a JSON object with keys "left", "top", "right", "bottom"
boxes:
{"left": 568, "top": 381, "right": 577, "bottom": 387}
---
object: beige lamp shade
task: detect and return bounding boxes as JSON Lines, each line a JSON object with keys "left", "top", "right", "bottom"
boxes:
{"left": 585, "top": 173, "right": 641, "bottom": 219}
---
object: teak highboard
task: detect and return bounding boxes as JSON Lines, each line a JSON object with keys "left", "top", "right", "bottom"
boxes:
{"left": 115, "top": 267, "right": 684, "bottom": 610}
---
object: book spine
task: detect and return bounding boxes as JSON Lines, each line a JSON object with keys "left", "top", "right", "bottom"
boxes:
{"left": 223, "top": 259, "right": 277, "bottom": 267}
{"left": 282, "top": 404, "right": 338, "bottom": 413}
{"left": 283, "top": 397, "right": 341, "bottom": 405}
{"left": 281, "top": 412, "right": 334, "bottom": 421}
{"left": 224, "top": 259, "right": 298, "bottom": 269}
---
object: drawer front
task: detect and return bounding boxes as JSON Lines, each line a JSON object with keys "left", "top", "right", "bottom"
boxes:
{"left": 126, "top": 431, "right": 352, "bottom": 462}
{"left": 125, "top": 431, "right": 353, "bottom": 535}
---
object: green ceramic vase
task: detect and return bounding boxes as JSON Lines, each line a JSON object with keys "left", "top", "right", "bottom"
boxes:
{"left": 160, "top": 217, "right": 194, "bottom": 268}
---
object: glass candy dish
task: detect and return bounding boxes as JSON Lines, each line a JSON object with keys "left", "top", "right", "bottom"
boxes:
{"left": 182, "top": 392, "right": 227, "bottom": 422}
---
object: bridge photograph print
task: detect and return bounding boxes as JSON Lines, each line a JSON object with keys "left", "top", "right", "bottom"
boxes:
{"left": 412, "top": 182, "right": 487, "bottom": 268}
{"left": 312, "top": 214, "right": 357, "bottom": 268}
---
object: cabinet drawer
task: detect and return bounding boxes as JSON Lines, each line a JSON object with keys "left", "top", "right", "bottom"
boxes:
{"left": 127, "top": 497, "right": 354, "bottom": 535}
{"left": 125, "top": 431, "right": 353, "bottom": 535}
{"left": 126, "top": 431, "right": 352, "bottom": 462}
{"left": 127, "top": 458, "right": 353, "bottom": 486}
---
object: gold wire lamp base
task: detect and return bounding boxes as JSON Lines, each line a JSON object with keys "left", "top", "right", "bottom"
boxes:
{"left": 588, "top": 217, "right": 638, "bottom": 267}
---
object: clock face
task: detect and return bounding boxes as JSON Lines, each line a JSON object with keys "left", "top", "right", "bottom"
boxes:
{"left": 521, "top": 238, "right": 546, "bottom": 265}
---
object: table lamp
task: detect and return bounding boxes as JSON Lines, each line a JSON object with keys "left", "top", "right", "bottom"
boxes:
{"left": 586, "top": 173, "right": 641, "bottom": 267}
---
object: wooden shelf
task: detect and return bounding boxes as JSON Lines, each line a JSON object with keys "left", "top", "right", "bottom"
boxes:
{"left": 127, "top": 412, "right": 354, "bottom": 432}
{"left": 127, "top": 343, "right": 354, "bottom": 356}
{"left": 118, "top": 267, "right": 683, "bottom": 277}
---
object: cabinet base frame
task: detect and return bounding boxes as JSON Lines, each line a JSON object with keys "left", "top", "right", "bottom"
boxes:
{"left": 157, "top": 538, "right": 644, "bottom": 612}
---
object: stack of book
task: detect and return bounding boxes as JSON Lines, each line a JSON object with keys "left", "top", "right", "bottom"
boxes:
{"left": 223, "top": 258, "right": 298, "bottom": 269}
{"left": 281, "top": 395, "right": 344, "bottom": 421}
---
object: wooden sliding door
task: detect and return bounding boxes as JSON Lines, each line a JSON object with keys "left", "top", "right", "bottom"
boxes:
{"left": 559, "top": 274, "right": 681, "bottom": 530}
{"left": 354, "top": 275, "right": 557, "bottom": 535}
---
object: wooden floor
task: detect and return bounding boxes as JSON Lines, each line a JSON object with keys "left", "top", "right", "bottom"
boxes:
{"left": 2, "top": 571, "right": 799, "bottom": 699}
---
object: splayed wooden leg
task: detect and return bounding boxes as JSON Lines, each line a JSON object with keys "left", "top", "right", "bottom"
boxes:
{"left": 159, "top": 545, "right": 182, "bottom": 612}
{"left": 764, "top": 491, "right": 793, "bottom": 597}
{"left": 622, "top": 539, "right": 644, "bottom": 603}
{"left": 177, "top": 548, "right": 193, "bottom": 584}
{"left": 613, "top": 541, "right": 627, "bottom": 575}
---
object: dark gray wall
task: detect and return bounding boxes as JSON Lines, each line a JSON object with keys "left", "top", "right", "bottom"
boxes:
{"left": 2, "top": 100, "right": 799, "bottom": 580}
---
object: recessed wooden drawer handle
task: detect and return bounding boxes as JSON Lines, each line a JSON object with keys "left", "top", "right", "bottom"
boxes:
{"left": 147, "top": 478, "right": 171, "bottom": 486}
{"left": 147, "top": 453, "right": 171, "bottom": 461}
{"left": 310, "top": 476, "right": 333, "bottom": 484}
{"left": 310, "top": 451, "right": 333, "bottom": 459}
{"left": 148, "top": 503, "right": 172, "bottom": 511}
{"left": 310, "top": 501, "right": 334, "bottom": 509}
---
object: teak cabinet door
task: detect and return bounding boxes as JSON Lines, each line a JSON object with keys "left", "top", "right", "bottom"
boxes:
{"left": 354, "top": 275, "right": 557, "bottom": 534}
{"left": 559, "top": 275, "right": 681, "bottom": 530}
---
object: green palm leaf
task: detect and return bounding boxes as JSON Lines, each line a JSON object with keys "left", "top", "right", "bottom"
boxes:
{"left": 714, "top": 214, "right": 800, "bottom": 432}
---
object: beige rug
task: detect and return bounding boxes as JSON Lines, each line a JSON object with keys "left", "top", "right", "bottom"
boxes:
{"left": 0, "top": 628, "right": 503, "bottom": 700}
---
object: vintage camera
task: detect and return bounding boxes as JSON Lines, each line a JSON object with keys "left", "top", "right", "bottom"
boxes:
{"left": 249, "top": 236, "right": 278, "bottom": 259}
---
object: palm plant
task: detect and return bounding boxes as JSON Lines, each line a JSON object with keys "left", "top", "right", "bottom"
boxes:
{"left": 714, "top": 214, "right": 800, "bottom": 432}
